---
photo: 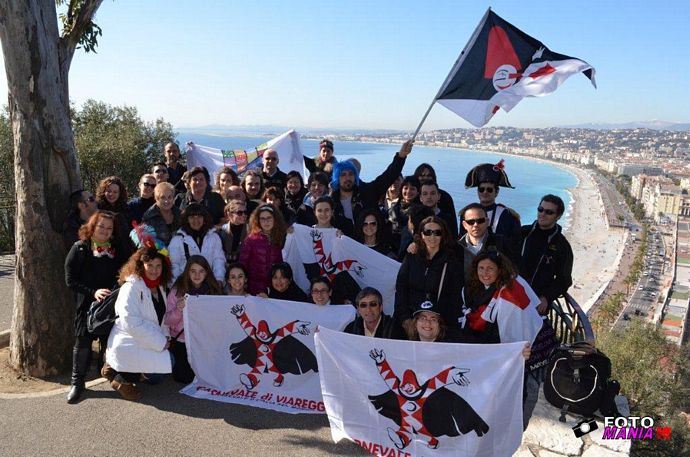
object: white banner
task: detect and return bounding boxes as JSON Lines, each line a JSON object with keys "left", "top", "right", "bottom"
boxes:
{"left": 184, "top": 129, "right": 305, "bottom": 181}
{"left": 283, "top": 224, "right": 400, "bottom": 313}
{"left": 315, "top": 327, "right": 526, "bottom": 456}
{"left": 181, "top": 295, "right": 355, "bottom": 414}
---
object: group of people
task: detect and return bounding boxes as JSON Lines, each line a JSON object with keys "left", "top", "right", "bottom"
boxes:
{"left": 63, "top": 139, "right": 574, "bottom": 431}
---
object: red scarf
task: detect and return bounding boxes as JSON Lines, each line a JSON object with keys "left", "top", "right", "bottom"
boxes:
{"left": 142, "top": 275, "right": 161, "bottom": 289}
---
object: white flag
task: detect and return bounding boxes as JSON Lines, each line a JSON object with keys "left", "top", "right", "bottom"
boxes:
{"left": 184, "top": 129, "right": 305, "bottom": 181}
{"left": 283, "top": 224, "right": 400, "bottom": 313}
{"left": 315, "top": 327, "right": 526, "bottom": 456}
{"left": 181, "top": 295, "right": 355, "bottom": 414}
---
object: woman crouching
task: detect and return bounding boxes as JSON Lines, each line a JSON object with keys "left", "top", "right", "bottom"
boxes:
{"left": 103, "top": 247, "right": 173, "bottom": 400}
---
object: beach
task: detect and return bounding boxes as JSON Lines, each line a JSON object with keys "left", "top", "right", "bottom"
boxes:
{"left": 558, "top": 164, "right": 627, "bottom": 312}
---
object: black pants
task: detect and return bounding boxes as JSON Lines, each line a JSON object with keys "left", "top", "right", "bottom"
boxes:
{"left": 170, "top": 341, "right": 195, "bottom": 384}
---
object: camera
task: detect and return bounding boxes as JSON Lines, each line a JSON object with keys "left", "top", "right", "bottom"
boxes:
{"left": 572, "top": 419, "right": 598, "bottom": 438}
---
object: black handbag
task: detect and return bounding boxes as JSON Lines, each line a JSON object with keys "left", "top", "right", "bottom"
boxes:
{"left": 86, "top": 288, "right": 120, "bottom": 336}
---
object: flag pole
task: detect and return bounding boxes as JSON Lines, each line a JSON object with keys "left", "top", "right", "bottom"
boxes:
{"left": 410, "top": 7, "right": 492, "bottom": 141}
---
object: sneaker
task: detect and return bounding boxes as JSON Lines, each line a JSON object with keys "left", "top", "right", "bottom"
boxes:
{"left": 387, "top": 427, "right": 410, "bottom": 450}
{"left": 100, "top": 363, "right": 115, "bottom": 382}
{"left": 273, "top": 374, "right": 284, "bottom": 387}
{"left": 427, "top": 437, "right": 439, "bottom": 449}
{"left": 110, "top": 379, "right": 141, "bottom": 401}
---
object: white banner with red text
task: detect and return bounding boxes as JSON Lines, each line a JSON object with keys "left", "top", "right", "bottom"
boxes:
{"left": 314, "top": 327, "right": 526, "bottom": 456}
{"left": 181, "top": 295, "right": 355, "bottom": 414}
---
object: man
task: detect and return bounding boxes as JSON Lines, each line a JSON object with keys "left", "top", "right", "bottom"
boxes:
{"left": 224, "top": 185, "right": 246, "bottom": 203}
{"left": 261, "top": 148, "right": 287, "bottom": 190}
{"left": 344, "top": 287, "right": 405, "bottom": 339}
{"left": 164, "top": 142, "right": 187, "bottom": 190}
{"left": 304, "top": 139, "right": 337, "bottom": 178}
{"left": 419, "top": 181, "right": 458, "bottom": 237}
{"left": 151, "top": 162, "right": 170, "bottom": 185}
{"left": 330, "top": 139, "right": 413, "bottom": 225}
{"left": 456, "top": 203, "right": 518, "bottom": 279}
{"left": 63, "top": 189, "right": 97, "bottom": 246}
{"left": 413, "top": 163, "right": 456, "bottom": 219}
{"left": 174, "top": 166, "right": 225, "bottom": 224}
{"left": 519, "top": 195, "right": 573, "bottom": 314}
{"left": 127, "top": 174, "right": 157, "bottom": 224}
{"left": 463, "top": 161, "right": 521, "bottom": 247}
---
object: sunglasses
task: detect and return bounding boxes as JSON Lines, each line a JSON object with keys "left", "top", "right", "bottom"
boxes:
{"left": 362, "top": 221, "right": 377, "bottom": 226}
{"left": 143, "top": 182, "right": 156, "bottom": 188}
{"left": 422, "top": 229, "right": 442, "bottom": 237}
{"left": 478, "top": 186, "right": 495, "bottom": 193}
{"left": 537, "top": 207, "right": 556, "bottom": 216}
{"left": 358, "top": 301, "right": 380, "bottom": 309}
{"left": 464, "top": 217, "right": 486, "bottom": 226}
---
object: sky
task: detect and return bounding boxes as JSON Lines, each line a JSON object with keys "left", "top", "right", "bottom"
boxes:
{"left": 1, "top": 0, "right": 689, "bottom": 131}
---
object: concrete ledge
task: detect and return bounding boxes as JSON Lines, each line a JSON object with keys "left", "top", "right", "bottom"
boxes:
{"left": 0, "top": 329, "right": 9, "bottom": 348}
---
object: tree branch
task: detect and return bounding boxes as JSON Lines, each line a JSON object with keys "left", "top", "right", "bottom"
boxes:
{"left": 58, "top": 0, "right": 104, "bottom": 74}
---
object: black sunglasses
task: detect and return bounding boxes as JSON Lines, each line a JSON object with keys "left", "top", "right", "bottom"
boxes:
{"left": 422, "top": 229, "right": 442, "bottom": 237}
{"left": 464, "top": 217, "right": 486, "bottom": 226}
{"left": 478, "top": 186, "right": 495, "bottom": 193}
{"left": 537, "top": 206, "right": 556, "bottom": 216}
{"left": 143, "top": 182, "right": 156, "bottom": 188}
{"left": 362, "top": 220, "right": 377, "bottom": 226}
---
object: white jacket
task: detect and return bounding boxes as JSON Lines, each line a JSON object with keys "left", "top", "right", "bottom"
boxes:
{"left": 106, "top": 276, "right": 172, "bottom": 374}
{"left": 168, "top": 228, "right": 226, "bottom": 283}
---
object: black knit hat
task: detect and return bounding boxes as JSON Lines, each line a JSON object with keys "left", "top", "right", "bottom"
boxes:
{"left": 465, "top": 159, "right": 514, "bottom": 188}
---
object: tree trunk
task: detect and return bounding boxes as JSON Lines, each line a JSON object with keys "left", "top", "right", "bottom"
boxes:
{"left": 0, "top": 1, "right": 83, "bottom": 376}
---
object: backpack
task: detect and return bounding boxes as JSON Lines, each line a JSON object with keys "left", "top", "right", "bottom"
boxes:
{"left": 543, "top": 341, "right": 614, "bottom": 418}
{"left": 87, "top": 288, "right": 120, "bottom": 336}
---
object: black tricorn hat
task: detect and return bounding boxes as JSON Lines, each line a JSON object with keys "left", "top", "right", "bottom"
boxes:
{"left": 465, "top": 160, "right": 515, "bottom": 188}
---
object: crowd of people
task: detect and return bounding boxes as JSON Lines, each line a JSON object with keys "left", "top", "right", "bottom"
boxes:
{"left": 63, "top": 139, "right": 574, "bottom": 431}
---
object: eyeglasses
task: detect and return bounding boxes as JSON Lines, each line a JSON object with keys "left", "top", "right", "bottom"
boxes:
{"left": 358, "top": 301, "right": 380, "bottom": 309}
{"left": 464, "top": 218, "right": 486, "bottom": 226}
{"left": 537, "top": 206, "right": 556, "bottom": 216}
{"left": 143, "top": 182, "right": 156, "bottom": 188}
{"left": 478, "top": 186, "right": 495, "bottom": 193}
{"left": 362, "top": 221, "right": 377, "bottom": 226}
{"left": 312, "top": 288, "right": 330, "bottom": 295}
{"left": 422, "top": 229, "right": 442, "bottom": 237}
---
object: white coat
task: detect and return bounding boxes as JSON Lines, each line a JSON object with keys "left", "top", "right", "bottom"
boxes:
{"left": 106, "top": 275, "right": 172, "bottom": 374}
{"left": 168, "top": 228, "right": 226, "bottom": 283}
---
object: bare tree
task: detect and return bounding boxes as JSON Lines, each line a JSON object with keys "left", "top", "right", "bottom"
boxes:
{"left": 0, "top": 0, "right": 103, "bottom": 375}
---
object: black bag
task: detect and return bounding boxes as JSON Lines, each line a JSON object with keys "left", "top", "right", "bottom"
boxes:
{"left": 543, "top": 341, "right": 612, "bottom": 417}
{"left": 86, "top": 288, "right": 120, "bottom": 336}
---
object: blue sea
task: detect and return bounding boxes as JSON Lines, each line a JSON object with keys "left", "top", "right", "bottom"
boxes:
{"left": 179, "top": 134, "right": 577, "bottom": 228}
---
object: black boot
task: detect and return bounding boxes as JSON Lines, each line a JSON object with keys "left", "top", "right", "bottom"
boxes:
{"left": 67, "top": 347, "right": 90, "bottom": 404}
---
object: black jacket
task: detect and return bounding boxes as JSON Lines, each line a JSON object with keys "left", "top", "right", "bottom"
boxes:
{"left": 519, "top": 222, "right": 573, "bottom": 302}
{"left": 127, "top": 197, "right": 155, "bottom": 224}
{"left": 394, "top": 247, "right": 463, "bottom": 327}
{"left": 141, "top": 204, "right": 181, "bottom": 246}
{"left": 456, "top": 230, "right": 519, "bottom": 281}
{"left": 344, "top": 313, "right": 406, "bottom": 340}
{"left": 268, "top": 283, "right": 310, "bottom": 303}
{"left": 262, "top": 168, "right": 288, "bottom": 191}
{"left": 174, "top": 189, "right": 226, "bottom": 225}
{"left": 331, "top": 153, "right": 406, "bottom": 223}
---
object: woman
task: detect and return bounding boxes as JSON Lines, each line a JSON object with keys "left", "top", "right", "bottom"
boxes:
{"left": 262, "top": 186, "right": 296, "bottom": 226}
{"left": 312, "top": 196, "right": 354, "bottom": 238}
{"left": 214, "top": 166, "right": 240, "bottom": 197}
{"left": 142, "top": 182, "right": 181, "bottom": 246}
{"left": 103, "top": 247, "right": 173, "bottom": 401}
{"left": 409, "top": 301, "right": 453, "bottom": 343}
{"left": 168, "top": 203, "right": 226, "bottom": 283}
{"left": 96, "top": 176, "right": 133, "bottom": 250}
{"left": 284, "top": 171, "right": 307, "bottom": 213}
{"left": 309, "top": 276, "right": 333, "bottom": 306}
{"left": 296, "top": 171, "right": 329, "bottom": 226}
{"left": 165, "top": 255, "right": 223, "bottom": 383}
{"left": 225, "top": 262, "right": 249, "bottom": 296}
{"left": 239, "top": 204, "right": 286, "bottom": 295}
{"left": 389, "top": 176, "right": 420, "bottom": 239}
{"left": 394, "top": 216, "right": 463, "bottom": 338}
{"left": 241, "top": 169, "right": 264, "bottom": 215}
{"left": 355, "top": 208, "right": 394, "bottom": 257}
{"left": 259, "top": 262, "right": 309, "bottom": 302}
{"left": 64, "top": 210, "right": 127, "bottom": 403}
{"left": 304, "top": 138, "right": 337, "bottom": 178}
{"left": 219, "top": 200, "right": 248, "bottom": 263}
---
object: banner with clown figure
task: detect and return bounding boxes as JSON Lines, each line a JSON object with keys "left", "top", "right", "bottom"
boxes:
{"left": 181, "top": 295, "right": 355, "bottom": 414}
{"left": 283, "top": 224, "right": 400, "bottom": 313}
{"left": 314, "top": 327, "right": 527, "bottom": 456}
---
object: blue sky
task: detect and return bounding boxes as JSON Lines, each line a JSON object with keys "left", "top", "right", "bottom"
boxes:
{"left": 1, "top": 0, "right": 688, "bottom": 130}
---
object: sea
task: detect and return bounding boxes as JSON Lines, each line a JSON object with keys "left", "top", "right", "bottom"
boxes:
{"left": 178, "top": 133, "right": 578, "bottom": 229}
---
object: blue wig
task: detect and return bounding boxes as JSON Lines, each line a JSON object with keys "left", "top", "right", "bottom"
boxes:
{"left": 330, "top": 160, "right": 361, "bottom": 191}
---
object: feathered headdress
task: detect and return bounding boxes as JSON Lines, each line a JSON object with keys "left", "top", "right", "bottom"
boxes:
{"left": 129, "top": 222, "right": 170, "bottom": 263}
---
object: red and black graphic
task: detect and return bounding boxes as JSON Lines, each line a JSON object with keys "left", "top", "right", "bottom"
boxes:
{"left": 229, "top": 304, "right": 317, "bottom": 390}
{"left": 368, "top": 349, "right": 489, "bottom": 450}
{"left": 437, "top": 10, "right": 594, "bottom": 102}
{"left": 310, "top": 229, "right": 365, "bottom": 280}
